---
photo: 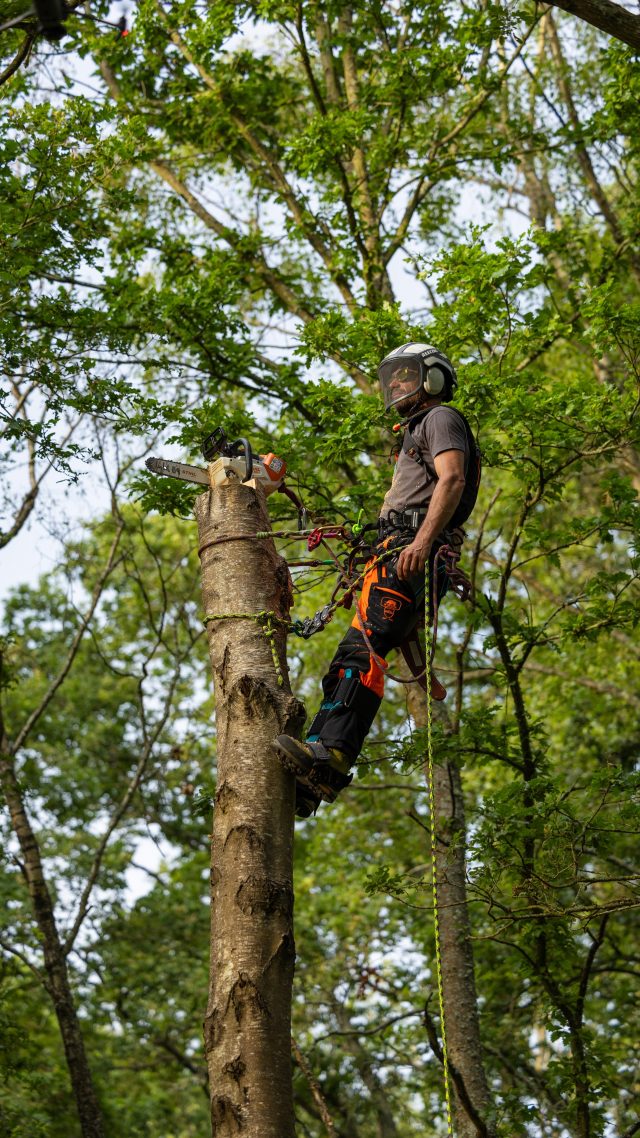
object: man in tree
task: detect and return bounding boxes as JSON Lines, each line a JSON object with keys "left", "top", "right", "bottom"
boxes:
{"left": 275, "top": 343, "right": 480, "bottom": 816}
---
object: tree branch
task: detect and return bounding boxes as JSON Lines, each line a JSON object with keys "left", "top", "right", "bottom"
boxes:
{"left": 153, "top": 0, "right": 359, "bottom": 311}
{"left": 0, "top": 933, "right": 45, "bottom": 982}
{"left": 0, "top": 30, "right": 34, "bottom": 88}
{"left": 546, "top": 10, "right": 640, "bottom": 283}
{"left": 550, "top": 0, "right": 640, "bottom": 52}
{"left": 384, "top": 17, "right": 542, "bottom": 266}
{"left": 62, "top": 668, "right": 180, "bottom": 955}
{"left": 154, "top": 1035, "right": 209, "bottom": 1094}
{"left": 291, "top": 5, "right": 365, "bottom": 256}
{"left": 291, "top": 1038, "right": 338, "bottom": 1138}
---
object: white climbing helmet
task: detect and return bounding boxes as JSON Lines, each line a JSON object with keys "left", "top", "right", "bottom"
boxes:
{"left": 378, "top": 343, "right": 458, "bottom": 411}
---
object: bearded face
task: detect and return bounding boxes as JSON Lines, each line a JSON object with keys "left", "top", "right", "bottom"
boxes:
{"left": 375, "top": 359, "right": 421, "bottom": 414}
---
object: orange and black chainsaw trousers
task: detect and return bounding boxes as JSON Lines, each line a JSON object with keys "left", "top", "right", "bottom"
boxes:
{"left": 306, "top": 535, "right": 449, "bottom": 762}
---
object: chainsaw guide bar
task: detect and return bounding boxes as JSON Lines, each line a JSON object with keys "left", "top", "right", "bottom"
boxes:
{"left": 146, "top": 458, "right": 210, "bottom": 485}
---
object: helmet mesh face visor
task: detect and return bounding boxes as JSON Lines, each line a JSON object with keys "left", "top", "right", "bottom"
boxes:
{"left": 378, "top": 357, "right": 423, "bottom": 411}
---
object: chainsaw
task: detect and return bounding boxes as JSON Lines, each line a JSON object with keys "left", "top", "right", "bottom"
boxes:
{"left": 146, "top": 427, "right": 287, "bottom": 496}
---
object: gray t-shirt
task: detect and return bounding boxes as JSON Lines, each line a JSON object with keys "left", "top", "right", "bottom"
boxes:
{"left": 380, "top": 406, "right": 469, "bottom": 520}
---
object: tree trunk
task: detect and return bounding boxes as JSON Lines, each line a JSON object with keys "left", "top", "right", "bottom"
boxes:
{"left": 0, "top": 744, "right": 105, "bottom": 1138}
{"left": 195, "top": 481, "right": 304, "bottom": 1138}
{"left": 406, "top": 689, "right": 493, "bottom": 1138}
{"left": 432, "top": 754, "right": 493, "bottom": 1137}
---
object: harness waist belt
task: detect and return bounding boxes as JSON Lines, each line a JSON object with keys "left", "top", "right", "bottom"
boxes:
{"left": 378, "top": 508, "right": 428, "bottom": 532}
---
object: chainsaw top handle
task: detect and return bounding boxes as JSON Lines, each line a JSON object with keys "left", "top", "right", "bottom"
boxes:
{"left": 228, "top": 438, "right": 253, "bottom": 482}
{"left": 202, "top": 428, "right": 253, "bottom": 481}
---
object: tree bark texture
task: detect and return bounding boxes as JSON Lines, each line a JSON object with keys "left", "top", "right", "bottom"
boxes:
{"left": 406, "top": 688, "right": 492, "bottom": 1138}
{"left": 195, "top": 482, "right": 304, "bottom": 1138}
{"left": 0, "top": 744, "right": 105, "bottom": 1138}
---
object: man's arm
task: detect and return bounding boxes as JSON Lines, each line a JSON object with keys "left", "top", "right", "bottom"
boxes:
{"left": 396, "top": 449, "right": 466, "bottom": 581}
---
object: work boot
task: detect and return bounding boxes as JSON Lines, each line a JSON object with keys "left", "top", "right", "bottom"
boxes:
{"left": 273, "top": 736, "right": 353, "bottom": 804}
{"left": 294, "top": 780, "right": 323, "bottom": 819}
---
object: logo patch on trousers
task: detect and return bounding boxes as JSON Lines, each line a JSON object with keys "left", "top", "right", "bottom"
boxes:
{"left": 381, "top": 597, "right": 403, "bottom": 621}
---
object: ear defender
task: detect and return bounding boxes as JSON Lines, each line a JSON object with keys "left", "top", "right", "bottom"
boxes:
{"left": 424, "top": 365, "right": 446, "bottom": 395}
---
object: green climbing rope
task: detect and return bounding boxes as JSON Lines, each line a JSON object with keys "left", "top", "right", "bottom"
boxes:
{"left": 202, "top": 610, "right": 288, "bottom": 687}
{"left": 425, "top": 557, "right": 454, "bottom": 1137}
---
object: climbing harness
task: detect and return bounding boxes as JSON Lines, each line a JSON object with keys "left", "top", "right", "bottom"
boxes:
{"left": 424, "top": 557, "right": 454, "bottom": 1138}
{"left": 199, "top": 521, "right": 472, "bottom": 695}
{"left": 318, "top": 535, "right": 470, "bottom": 698}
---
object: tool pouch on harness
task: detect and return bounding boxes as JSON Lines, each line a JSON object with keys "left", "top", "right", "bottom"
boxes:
{"left": 403, "top": 406, "right": 481, "bottom": 529}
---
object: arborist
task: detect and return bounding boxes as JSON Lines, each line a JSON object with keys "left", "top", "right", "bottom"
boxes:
{"left": 274, "top": 343, "right": 481, "bottom": 817}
